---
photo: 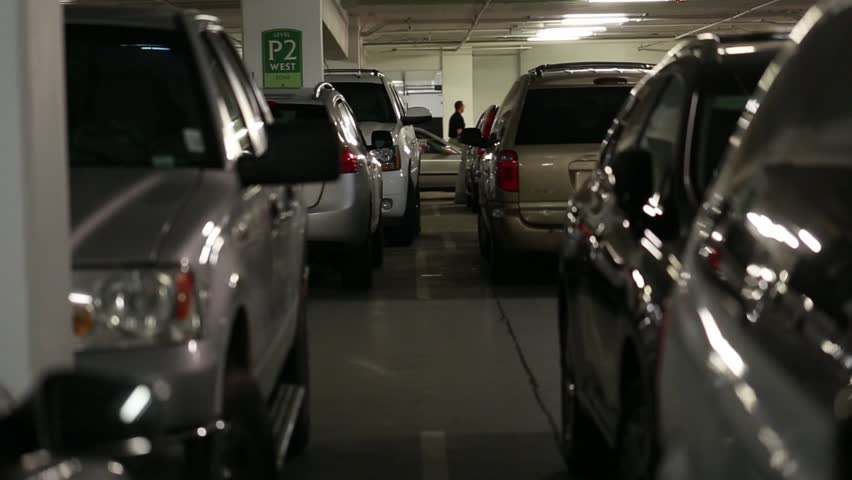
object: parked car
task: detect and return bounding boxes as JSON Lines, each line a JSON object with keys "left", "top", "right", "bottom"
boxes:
{"left": 267, "top": 84, "right": 384, "bottom": 289}
{"left": 462, "top": 63, "right": 651, "bottom": 281}
{"left": 659, "top": 4, "right": 852, "bottom": 480}
{"left": 557, "top": 35, "right": 785, "bottom": 479}
{"left": 325, "top": 69, "right": 432, "bottom": 245}
{"left": 65, "top": 6, "right": 339, "bottom": 478}
{"left": 461, "top": 104, "right": 498, "bottom": 211}
{"left": 415, "top": 127, "right": 462, "bottom": 191}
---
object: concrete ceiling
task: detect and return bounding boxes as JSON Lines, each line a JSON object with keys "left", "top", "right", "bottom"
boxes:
{"left": 74, "top": 0, "right": 815, "bottom": 51}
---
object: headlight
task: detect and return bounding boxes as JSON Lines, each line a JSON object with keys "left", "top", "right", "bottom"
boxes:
{"left": 70, "top": 269, "right": 202, "bottom": 351}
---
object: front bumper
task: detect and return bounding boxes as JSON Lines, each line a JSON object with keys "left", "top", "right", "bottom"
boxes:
{"left": 75, "top": 338, "right": 221, "bottom": 431}
{"left": 381, "top": 169, "right": 408, "bottom": 219}
{"left": 490, "top": 208, "right": 562, "bottom": 254}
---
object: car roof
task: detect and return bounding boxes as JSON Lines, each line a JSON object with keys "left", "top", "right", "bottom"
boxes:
{"left": 64, "top": 4, "right": 215, "bottom": 30}
{"left": 527, "top": 62, "right": 651, "bottom": 86}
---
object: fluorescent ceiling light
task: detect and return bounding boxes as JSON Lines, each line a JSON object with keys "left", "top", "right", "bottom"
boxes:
{"left": 562, "top": 13, "right": 638, "bottom": 26}
{"left": 530, "top": 26, "right": 606, "bottom": 41}
{"left": 589, "top": 0, "right": 670, "bottom": 3}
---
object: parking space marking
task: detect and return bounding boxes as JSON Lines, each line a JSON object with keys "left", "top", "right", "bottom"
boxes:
{"left": 415, "top": 247, "right": 432, "bottom": 300}
{"left": 420, "top": 430, "right": 450, "bottom": 480}
{"left": 442, "top": 232, "right": 457, "bottom": 252}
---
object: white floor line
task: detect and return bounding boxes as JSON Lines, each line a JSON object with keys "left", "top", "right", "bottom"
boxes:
{"left": 442, "top": 231, "right": 457, "bottom": 252}
{"left": 415, "top": 247, "right": 432, "bottom": 300}
{"left": 420, "top": 430, "right": 450, "bottom": 480}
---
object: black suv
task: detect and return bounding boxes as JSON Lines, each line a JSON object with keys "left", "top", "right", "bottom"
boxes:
{"left": 557, "top": 33, "right": 787, "bottom": 479}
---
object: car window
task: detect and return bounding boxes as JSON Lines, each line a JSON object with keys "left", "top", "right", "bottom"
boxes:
{"left": 515, "top": 87, "right": 631, "bottom": 145}
{"left": 492, "top": 80, "right": 523, "bottom": 142}
{"left": 206, "top": 50, "right": 251, "bottom": 154}
{"left": 335, "top": 100, "right": 366, "bottom": 147}
{"left": 329, "top": 82, "right": 396, "bottom": 124}
{"left": 690, "top": 94, "right": 749, "bottom": 198}
{"left": 209, "top": 32, "right": 266, "bottom": 131}
{"left": 639, "top": 76, "right": 688, "bottom": 194}
{"left": 66, "top": 25, "right": 213, "bottom": 168}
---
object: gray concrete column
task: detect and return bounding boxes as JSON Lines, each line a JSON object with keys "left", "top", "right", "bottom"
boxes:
{"left": 0, "top": 0, "right": 72, "bottom": 397}
{"left": 242, "top": 0, "right": 324, "bottom": 92}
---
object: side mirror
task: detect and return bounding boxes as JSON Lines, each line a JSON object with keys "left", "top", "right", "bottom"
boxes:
{"left": 610, "top": 148, "right": 654, "bottom": 210}
{"left": 460, "top": 128, "right": 487, "bottom": 148}
{"left": 371, "top": 130, "right": 394, "bottom": 150}
{"left": 238, "top": 120, "right": 340, "bottom": 186}
{"left": 402, "top": 106, "right": 432, "bottom": 126}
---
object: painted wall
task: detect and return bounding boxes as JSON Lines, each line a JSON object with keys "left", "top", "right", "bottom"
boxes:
{"left": 440, "top": 51, "right": 473, "bottom": 139}
{"left": 519, "top": 39, "right": 665, "bottom": 73}
{"left": 472, "top": 54, "right": 519, "bottom": 121}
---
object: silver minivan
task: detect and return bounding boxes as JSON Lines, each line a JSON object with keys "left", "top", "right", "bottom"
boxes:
{"left": 268, "top": 85, "right": 384, "bottom": 289}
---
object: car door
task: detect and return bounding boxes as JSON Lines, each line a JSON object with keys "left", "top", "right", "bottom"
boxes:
{"left": 203, "top": 33, "right": 276, "bottom": 373}
{"left": 210, "top": 31, "right": 298, "bottom": 391}
{"left": 575, "top": 73, "right": 691, "bottom": 422}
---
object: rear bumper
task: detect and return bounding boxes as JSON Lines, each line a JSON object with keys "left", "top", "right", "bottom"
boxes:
{"left": 75, "top": 339, "right": 221, "bottom": 431}
{"left": 307, "top": 176, "right": 371, "bottom": 246}
{"left": 490, "top": 208, "right": 562, "bottom": 254}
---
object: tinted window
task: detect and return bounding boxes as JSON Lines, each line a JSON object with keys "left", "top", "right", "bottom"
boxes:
{"left": 66, "top": 25, "right": 211, "bottom": 168}
{"left": 330, "top": 82, "right": 396, "bottom": 123}
{"left": 267, "top": 103, "right": 339, "bottom": 148}
{"left": 515, "top": 87, "right": 631, "bottom": 145}
{"left": 691, "top": 94, "right": 749, "bottom": 197}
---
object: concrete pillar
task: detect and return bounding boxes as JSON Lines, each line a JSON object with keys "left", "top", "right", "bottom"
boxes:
{"left": 242, "top": 0, "right": 324, "bottom": 92}
{"left": 441, "top": 50, "right": 474, "bottom": 139}
{"left": 0, "top": 0, "right": 72, "bottom": 398}
{"left": 348, "top": 16, "right": 362, "bottom": 68}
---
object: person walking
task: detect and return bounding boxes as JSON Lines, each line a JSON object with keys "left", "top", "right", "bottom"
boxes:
{"left": 448, "top": 100, "right": 465, "bottom": 141}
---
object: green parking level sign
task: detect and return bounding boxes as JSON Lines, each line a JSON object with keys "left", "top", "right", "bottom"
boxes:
{"left": 262, "top": 29, "right": 302, "bottom": 89}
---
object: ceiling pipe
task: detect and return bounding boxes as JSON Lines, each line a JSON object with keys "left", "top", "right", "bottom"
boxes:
{"left": 639, "top": 0, "right": 784, "bottom": 50}
{"left": 456, "top": 0, "right": 493, "bottom": 51}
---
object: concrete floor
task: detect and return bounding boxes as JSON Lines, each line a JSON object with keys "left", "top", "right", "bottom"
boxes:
{"left": 287, "top": 193, "right": 568, "bottom": 480}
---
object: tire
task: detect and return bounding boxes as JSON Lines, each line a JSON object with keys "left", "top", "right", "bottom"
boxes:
{"left": 559, "top": 287, "right": 610, "bottom": 475}
{"left": 477, "top": 213, "right": 488, "bottom": 259}
{"left": 282, "top": 295, "right": 311, "bottom": 456}
{"left": 341, "top": 233, "right": 373, "bottom": 290}
{"left": 615, "top": 375, "right": 657, "bottom": 480}
{"left": 222, "top": 371, "right": 277, "bottom": 480}
{"left": 371, "top": 218, "right": 384, "bottom": 269}
{"left": 388, "top": 179, "right": 420, "bottom": 246}
{"left": 470, "top": 182, "right": 480, "bottom": 213}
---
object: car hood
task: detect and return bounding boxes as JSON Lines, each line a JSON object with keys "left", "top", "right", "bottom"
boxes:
{"left": 70, "top": 168, "right": 202, "bottom": 266}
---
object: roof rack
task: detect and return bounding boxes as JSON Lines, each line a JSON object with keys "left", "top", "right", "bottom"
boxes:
{"left": 324, "top": 68, "right": 385, "bottom": 78}
{"left": 696, "top": 31, "right": 789, "bottom": 45}
{"left": 529, "top": 62, "right": 654, "bottom": 77}
{"left": 313, "top": 82, "right": 335, "bottom": 99}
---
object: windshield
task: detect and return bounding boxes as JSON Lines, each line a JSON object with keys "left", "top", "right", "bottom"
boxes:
{"left": 329, "top": 82, "right": 396, "bottom": 123}
{"left": 66, "top": 25, "right": 213, "bottom": 168}
{"left": 515, "top": 86, "right": 631, "bottom": 145}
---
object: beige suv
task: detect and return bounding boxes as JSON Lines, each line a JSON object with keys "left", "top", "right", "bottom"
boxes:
{"left": 462, "top": 62, "right": 651, "bottom": 281}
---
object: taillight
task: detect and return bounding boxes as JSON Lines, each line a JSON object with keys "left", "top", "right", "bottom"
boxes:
{"left": 175, "top": 272, "right": 194, "bottom": 321}
{"left": 381, "top": 147, "right": 401, "bottom": 172}
{"left": 496, "top": 150, "right": 519, "bottom": 192}
{"left": 340, "top": 148, "right": 359, "bottom": 174}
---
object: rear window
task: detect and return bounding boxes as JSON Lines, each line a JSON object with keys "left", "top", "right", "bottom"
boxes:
{"left": 329, "top": 82, "right": 396, "bottom": 123}
{"left": 268, "top": 103, "right": 328, "bottom": 123}
{"left": 66, "top": 25, "right": 212, "bottom": 168}
{"left": 515, "top": 86, "right": 631, "bottom": 145}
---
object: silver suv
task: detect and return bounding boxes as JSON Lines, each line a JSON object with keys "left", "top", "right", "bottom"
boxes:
{"left": 325, "top": 69, "right": 432, "bottom": 245}
{"left": 65, "top": 6, "right": 337, "bottom": 477}
{"left": 267, "top": 84, "right": 384, "bottom": 289}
